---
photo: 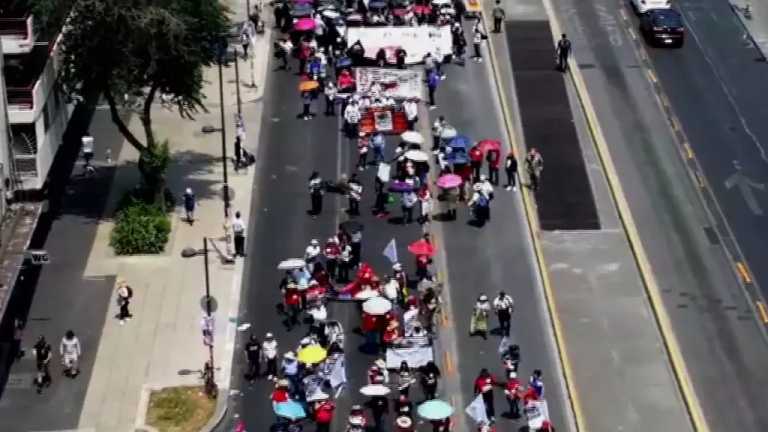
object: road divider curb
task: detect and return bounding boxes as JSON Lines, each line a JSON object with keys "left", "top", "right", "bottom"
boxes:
{"left": 540, "top": 0, "right": 711, "bottom": 430}
{"left": 480, "top": 8, "right": 583, "bottom": 432}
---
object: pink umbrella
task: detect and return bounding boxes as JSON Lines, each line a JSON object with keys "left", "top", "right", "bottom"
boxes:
{"left": 436, "top": 174, "right": 462, "bottom": 189}
{"left": 294, "top": 17, "right": 316, "bottom": 31}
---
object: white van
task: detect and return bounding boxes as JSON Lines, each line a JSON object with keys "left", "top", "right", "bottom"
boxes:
{"left": 631, "top": 0, "right": 672, "bottom": 14}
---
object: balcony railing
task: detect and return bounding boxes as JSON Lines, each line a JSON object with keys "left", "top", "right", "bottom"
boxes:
{"left": 6, "top": 86, "right": 34, "bottom": 110}
{"left": 0, "top": 17, "right": 30, "bottom": 37}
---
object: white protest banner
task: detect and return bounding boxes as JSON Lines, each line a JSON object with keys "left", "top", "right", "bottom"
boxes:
{"left": 355, "top": 67, "right": 424, "bottom": 100}
{"left": 346, "top": 26, "right": 453, "bottom": 64}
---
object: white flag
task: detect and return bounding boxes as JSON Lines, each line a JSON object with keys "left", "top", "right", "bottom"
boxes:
{"left": 330, "top": 355, "right": 347, "bottom": 389}
{"left": 382, "top": 239, "right": 398, "bottom": 264}
{"left": 465, "top": 394, "right": 489, "bottom": 425}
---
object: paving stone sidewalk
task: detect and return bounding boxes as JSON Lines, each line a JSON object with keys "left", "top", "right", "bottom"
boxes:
{"left": 731, "top": 0, "right": 768, "bottom": 58}
{"left": 75, "top": 5, "right": 270, "bottom": 432}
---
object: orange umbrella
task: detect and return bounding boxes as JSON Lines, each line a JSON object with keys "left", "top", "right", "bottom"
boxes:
{"left": 408, "top": 239, "right": 435, "bottom": 257}
{"left": 299, "top": 80, "right": 319, "bottom": 92}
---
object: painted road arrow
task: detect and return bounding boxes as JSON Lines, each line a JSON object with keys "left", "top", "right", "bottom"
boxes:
{"left": 725, "top": 169, "right": 766, "bottom": 216}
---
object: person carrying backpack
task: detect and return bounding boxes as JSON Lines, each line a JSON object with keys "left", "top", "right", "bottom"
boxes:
{"left": 116, "top": 280, "right": 134, "bottom": 324}
{"left": 555, "top": 34, "right": 572, "bottom": 71}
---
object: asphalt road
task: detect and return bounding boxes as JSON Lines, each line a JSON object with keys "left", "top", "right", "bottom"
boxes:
{"left": 0, "top": 107, "right": 123, "bottom": 431}
{"left": 220, "top": 23, "right": 571, "bottom": 431}
{"left": 552, "top": 0, "right": 768, "bottom": 429}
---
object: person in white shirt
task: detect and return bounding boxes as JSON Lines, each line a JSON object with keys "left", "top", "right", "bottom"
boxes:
{"left": 344, "top": 101, "right": 361, "bottom": 138}
{"left": 60, "top": 330, "right": 81, "bottom": 377}
{"left": 431, "top": 116, "right": 446, "bottom": 152}
{"left": 305, "top": 239, "right": 322, "bottom": 264}
{"left": 232, "top": 211, "right": 246, "bottom": 257}
{"left": 262, "top": 332, "right": 279, "bottom": 379}
{"left": 401, "top": 191, "right": 418, "bottom": 224}
{"left": 493, "top": 291, "right": 514, "bottom": 337}
{"left": 403, "top": 98, "right": 419, "bottom": 130}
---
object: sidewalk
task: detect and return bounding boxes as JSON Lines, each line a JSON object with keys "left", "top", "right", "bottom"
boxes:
{"left": 75, "top": 8, "right": 269, "bottom": 432}
{"left": 485, "top": 0, "right": 696, "bottom": 431}
{"left": 731, "top": 0, "right": 768, "bottom": 59}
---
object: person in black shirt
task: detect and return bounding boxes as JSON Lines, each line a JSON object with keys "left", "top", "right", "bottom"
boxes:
{"left": 244, "top": 334, "right": 261, "bottom": 382}
{"left": 33, "top": 336, "right": 52, "bottom": 393}
{"left": 556, "top": 34, "right": 572, "bottom": 71}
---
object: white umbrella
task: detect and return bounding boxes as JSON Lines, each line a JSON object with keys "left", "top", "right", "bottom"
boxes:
{"left": 322, "top": 9, "right": 340, "bottom": 18}
{"left": 278, "top": 258, "right": 307, "bottom": 270}
{"left": 404, "top": 149, "right": 429, "bottom": 162}
{"left": 355, "top": 289, "right": 381, "bottom": 300}
{"left": 401, "top": 131, "right": 424, "bottom": 144}
{"left": 431, "top": 0, "right": 451, "bottom": 5}
{"left": 360, "top": 384, "right": 391, "bottom": 396}
{"left": 363, "top": 297, "right": 392, "bottom": 315}
{"left": 440, "top": 126, "right": 457, "bottom": 139}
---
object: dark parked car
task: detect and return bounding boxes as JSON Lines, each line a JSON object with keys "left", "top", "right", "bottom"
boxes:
{"left": 640, "top": 8, "right": 685, "bottom": 47}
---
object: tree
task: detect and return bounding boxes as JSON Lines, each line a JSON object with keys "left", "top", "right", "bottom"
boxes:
{"left": 40, "top": 0, "right": 230, "bottom": 204}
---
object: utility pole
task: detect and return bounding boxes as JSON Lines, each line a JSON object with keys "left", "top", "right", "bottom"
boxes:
{"left": 217, "top": 56, "right": 231, "bottom": 218}
{"left": 202, "top": 237, "right": 216, "bottom": 397}
{"left": 234, "top": 52, "right": 242, "bottom": 115}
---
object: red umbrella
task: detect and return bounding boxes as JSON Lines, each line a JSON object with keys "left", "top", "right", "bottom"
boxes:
{"left": 408, "top": 239, "right": 435, "bottom": 257}
{"left": 478, "top": 139, "right": 501, "bottom": 154}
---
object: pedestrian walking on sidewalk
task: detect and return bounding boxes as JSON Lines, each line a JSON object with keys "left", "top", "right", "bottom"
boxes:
{"left": 470, "top": 295, "right": 490, "bottom": 339}
{"left": 244, "top": 334, "right": 261, "bottom": 382}
{"left": 525, "top": 148, "right": 544, "bottom": 191}
{"left": 504, "top": 371, "right": 522, "bottom": 418}
{"left": 232, "top": 211, "right": 247, "bottom": 257}
{"left": 555, "top": 34, "right": 572, "bottom": 72}
{"left": 308, "top": 171, "right": 324, "bottom": 217}
{"left": 432, "top": 116, "right": 446, "bottom": 152}
{"left": 60, "top": 330, "right": 81, "bottom": 378}
{"left": 234, "top": 135, "right": 243, "bottom": 172}
{"left": 116, "top": 280, "right": 134, "bottom": 324}
{"left": 401, "top": 190, "right": 417, "bottom": 224}
{"left": 419, "top": 361, "right": 441, "bottom": 400}
{"left": 529, "top": 369, "right": 545, "bottom": 398}
{"left": 492, "top": 0, "right": 506, "bottom": 33}
{"left": 183, "top": 188, "right": 196, "bottom": 224}
{"left": 469, "top": 145, "right": 484, "bottom": 181}
{"left": 81, "top": 132, "right": 95, "bottom": 167}
{"left": 504, "top": 152, "right": 518, "bottom": 191}
{"left": 262, "top": 332, "right": 279, "bottom": 380}
{"left": 492, "top": 291, "right": 514, "bottom": 337}
{"left": 240, "top": 31, "right": 251, "bottom": 59}
{"left": 33, "top": 336, "right": 52, "bottom": 393}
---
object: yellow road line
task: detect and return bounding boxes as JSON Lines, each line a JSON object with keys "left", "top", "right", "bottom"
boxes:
{"left": 736, "top": 262, "right": 753, "bottom": 284}
{"left": 671, "top": 116, "right": 682, "bottom": 132}
{"left": 481, "top": 10, "right": 585, "bottom": 432}
{"left": 443, "top": 351, "right": 455, "bottom": 374}
{"left": 696, "top": 172, "right": 706, "bottom": 188}
{"left": 543, "top": 0, "right": 712, "bottom": 426}
{"left": 683, "top": 142, "right": 693, "bottom": 159}
{"left": 646, "top": 68, "right": 658, "bottom": 84}
{"left": 757, "top": 301, "right": 768, "bottom": 324}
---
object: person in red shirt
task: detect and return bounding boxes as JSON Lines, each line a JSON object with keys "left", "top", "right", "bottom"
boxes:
{"left": 504, "top": 371, "right": 522, "bottom": 418}
{"left": 486, "top": 148, "right": 501, "bottom": 185}
{"left": 522, "top": 385, "right": 539, "bottom": 406}
{"left": 271, "top": 380, "right": 290, "bottom": 403}
{"left": 474, "top": 368, "right": 498, "bottom": 422}
{"left": 314, "top": 399, "right": 335, "bottom": 432}
{"left": 362, "top": 312, "right": 381, "bottom": 350}
{"left": 283, "top": 284, "right": 302, "bottom": 330}
{"left": 469, "top": 145, "right": 484, "bottom": 181}
{"left": 382, "top": 319, "right": 401, "bottom": 346}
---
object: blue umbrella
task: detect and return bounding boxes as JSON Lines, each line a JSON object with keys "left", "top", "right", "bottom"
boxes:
{"left": 448, "top": 153, "right": 469, "bottom": 165}
{"left": 449, "top": 135, "right": 471, "bottom": 150}
{"left": 273, "top": 400, "right": 307, "bottom": 420}
{"left": 369, "top": 0, "right": 388, "bottom": 8}
{"left": 417, "top": 399, "right": 454, "bottom": 420}
{"left": 336, "top": 56, "right": 352, "bottom": 68}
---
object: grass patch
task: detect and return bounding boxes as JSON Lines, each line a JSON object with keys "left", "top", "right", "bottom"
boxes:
{"left": 146, "top": 386, "right": 215, "bottom": 432}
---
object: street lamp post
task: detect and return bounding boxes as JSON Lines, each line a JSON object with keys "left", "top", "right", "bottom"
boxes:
{"left": 181, "top": 238, "right": 217, "bottom": 397}
{"left": 234, "top": 51, "right": 243, "bottom": 116}
{"left": 217, "top": 55, "right": 231, "bottom": 219}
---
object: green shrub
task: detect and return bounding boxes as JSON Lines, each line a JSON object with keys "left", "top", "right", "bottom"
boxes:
{"left": 110, "top": 197, "right": 171, "bottom": 255}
